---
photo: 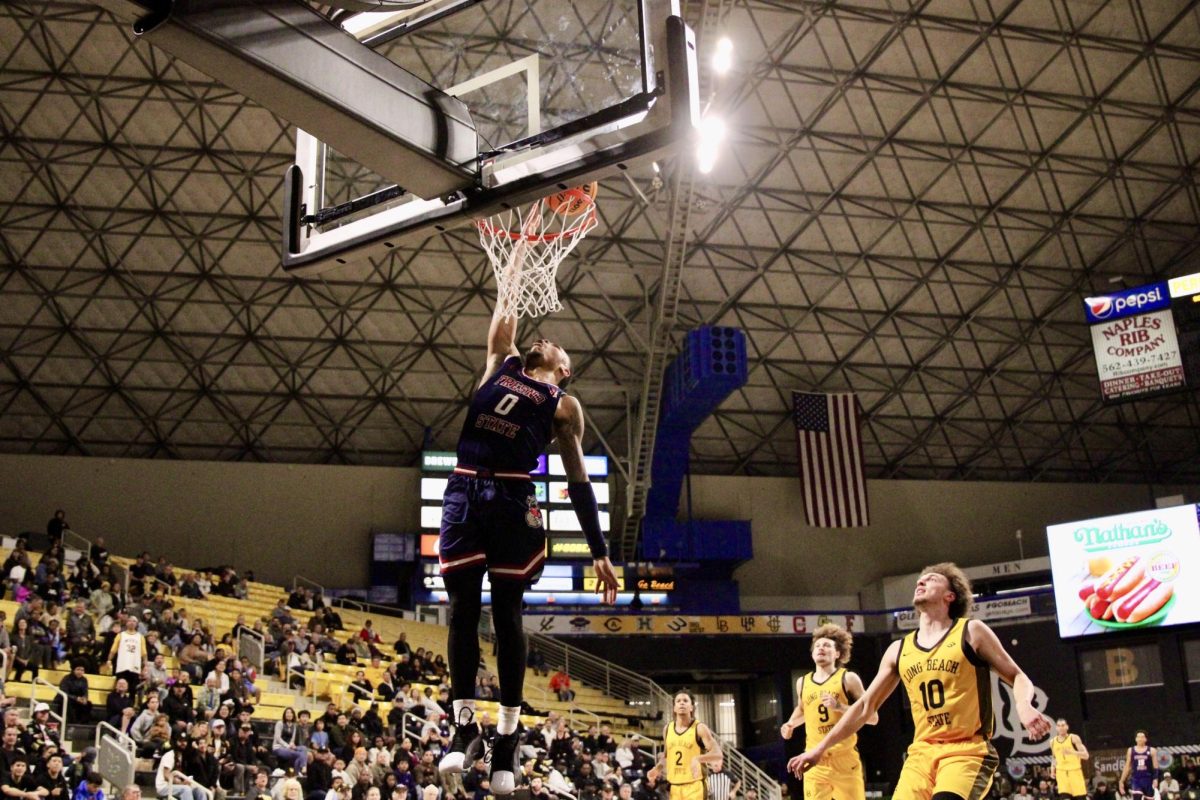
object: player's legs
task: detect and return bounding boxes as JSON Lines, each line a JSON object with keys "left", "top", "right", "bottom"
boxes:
{"left": 439, "top": 564, "right": 485, "bottom": 774}
{"left": 1056, "top": 770, "right": 1087, "bottom": 798}
{"left": 827, "top": 751, "right": 866, "bottom": 800}
{"left": 802, "top": 764, "right": 836, "bottom": 800}
{"left": 930, "top": 741, "right": 998, "bottom": 800}
{"left": 670, "top": 782, "right": 706, "bottom": 800}
{"left": 483, "top": 480, "right": 546, "bottom": 795}
{"left": 438, "top": 475, "right": 488, "bottom": 775}
{"left": 893, "top": 742, "right": 936, "bottom": 800}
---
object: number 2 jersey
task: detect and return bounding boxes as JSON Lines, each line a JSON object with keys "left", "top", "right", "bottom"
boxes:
{"left": 456, "top": 355, "right": 563, "bottom": 473}
{"left": 801, "top": 667, "right": 857, "bottom": 755}
{"left": 897, "top": 617, "right": 993, "bottom": 744}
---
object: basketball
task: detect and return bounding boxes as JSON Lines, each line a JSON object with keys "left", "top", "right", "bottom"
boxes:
{"left": 544, "top": 182, "right": 598, "bottom": 217}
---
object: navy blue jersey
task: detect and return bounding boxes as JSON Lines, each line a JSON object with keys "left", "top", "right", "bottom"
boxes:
{"left": 456, "top": 356, "right": 563, "bottom": 473}
{"left": 1130, "top": 747, "right": 1154, "bottom": 783}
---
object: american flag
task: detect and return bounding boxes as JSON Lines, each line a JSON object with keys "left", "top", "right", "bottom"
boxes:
{"left": 793, "top": 391, "right": 869, "bottom": 527}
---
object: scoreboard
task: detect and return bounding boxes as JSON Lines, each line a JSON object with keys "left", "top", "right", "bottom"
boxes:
{"left": 1084, "top": 271, "right": 1200, "bottom": 402}
{"left": 414, "top": 450, "right": 656, "bottom": 606}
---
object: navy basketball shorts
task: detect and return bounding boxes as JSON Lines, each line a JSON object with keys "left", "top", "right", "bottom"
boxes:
{"left": 439, "top": 473, "right": 546, "bottom": 585}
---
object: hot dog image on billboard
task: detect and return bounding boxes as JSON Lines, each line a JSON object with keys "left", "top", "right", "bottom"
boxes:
{"left": 1047, "top": 503, "right": 1200, "bottom": 637}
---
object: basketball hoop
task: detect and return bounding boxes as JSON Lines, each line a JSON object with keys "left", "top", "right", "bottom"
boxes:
{"left": 476, "top": 186, "right": 599, "bottom": 319}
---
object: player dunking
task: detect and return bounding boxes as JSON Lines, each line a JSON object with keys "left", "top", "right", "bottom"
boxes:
{"left": 1119, "top": 730, "right": 1158, "bottom": 800}
{"left": 1049, "top": 719, "right": 1089, "bottom": 800}
{"left": 648, "top": 691, "right": 724, "bottom": 800}
{"left": 780, "top": 624, "right": 876, "bottom": 800}
{"left": 436, "top": 301, "right": 620, "bottom": 794}
{"left": 789, "top": 563, "right": 1052, "bottom": 800}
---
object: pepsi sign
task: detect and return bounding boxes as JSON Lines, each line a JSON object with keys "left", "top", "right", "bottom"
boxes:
{"left": 1083, "top": 281, "right": 1170, "bottom": 324}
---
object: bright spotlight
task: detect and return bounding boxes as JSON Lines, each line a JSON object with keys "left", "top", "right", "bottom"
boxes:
{"left": 712, "top": 36, "right": 734, "bottom": 74}
{"left": 696, "top": 113, "right": 727, "bottom": 174}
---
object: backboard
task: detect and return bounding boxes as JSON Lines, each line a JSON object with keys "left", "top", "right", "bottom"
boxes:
{"left": 283, "top": 0, "right": 698, "bottom": 275}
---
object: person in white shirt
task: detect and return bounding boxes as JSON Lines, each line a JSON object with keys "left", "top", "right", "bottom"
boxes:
{"left": 205, "top": 660, "right": 231, "bottom": 695}
{"left": 110, "top": 617, "right": 146, "bottom": 691}
{"left": 156, "top": 736, "right": 198, "bottom": 800}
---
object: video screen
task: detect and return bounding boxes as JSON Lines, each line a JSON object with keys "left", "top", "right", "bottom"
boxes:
{"left": 1046, "top": 503, "right": 1200, "bottom": 636}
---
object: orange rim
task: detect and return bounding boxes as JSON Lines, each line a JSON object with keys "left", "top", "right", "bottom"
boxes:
{"left": 476, "top": 188, "right": 597, "bottom": 242}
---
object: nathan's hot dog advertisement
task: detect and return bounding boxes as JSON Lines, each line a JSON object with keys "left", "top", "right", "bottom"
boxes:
{"left": 1047, "top": 503, "right": 1200, "bottom": 637}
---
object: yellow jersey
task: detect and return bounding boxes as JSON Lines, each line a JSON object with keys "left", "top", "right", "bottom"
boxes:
{"left": 801, "top": 667, "right": 857, "bottom": 755}
{"left": 897, "top": 617, "right": 993, "bottom": 743}
{"left": 1051, "top": 735, "right": 1083, "bottom": 772}
{"left": 665, "top": 720, "right": 705, "bottom": 785}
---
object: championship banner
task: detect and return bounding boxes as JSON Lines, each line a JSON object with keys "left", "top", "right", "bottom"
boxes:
{"left": 1089, "top": 308, "right": 1186, "bottom": 401}
{"left": 523, "top": 613, "right": 865, "bottom": 635}
{"left": 894, "top": 596, "right": 1032, "bottom": 631}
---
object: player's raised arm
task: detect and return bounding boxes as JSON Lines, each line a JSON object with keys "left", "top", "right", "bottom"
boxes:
{"left": 966, "top": 619, "right": 1052, "bottom": 741}
{"left": 789, "top": 640, "right": 902, "bottom": 777}
{"left": 484, "top": 308, "right": 521, "bottom": 383}
{"left": 554, "top": 395, "right": 619, "bottom": 603}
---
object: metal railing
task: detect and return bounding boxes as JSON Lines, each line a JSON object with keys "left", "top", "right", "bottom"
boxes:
{"left": 153, "top": 576, "right": 177, "bottom": 596}
{"left": 172, "top": 771, "right": 215, "bottom": 800}
{"left": 480, "top": 609, "right": 781, "bottom": 800}
{"left": 30, "top": 676, "right": 70, "bottom": 733}
{"left": 94, "top": 721, "right": 136, "bottom": 791}
{"left": 238, "top": 626, "right": 265, "bottom": 671}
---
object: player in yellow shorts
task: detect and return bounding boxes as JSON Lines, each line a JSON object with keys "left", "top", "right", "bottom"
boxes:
{"left": 1050, "top": 719, "right": 1090, "bottom": 799}
{"left": 781, "top": 624, "right": 876, "bottom": 800}
{"left": 788, "top": 563, "right": 1052, "bottom": 800}
{"left": 649, "top": 690, "right": 723, "bottom": 800}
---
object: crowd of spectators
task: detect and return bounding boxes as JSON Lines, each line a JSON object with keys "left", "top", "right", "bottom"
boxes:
{"left": 5, "top": 512, "right": 641, "bottom": 800}
{"left": 983, "top": 764, "right": 1200, "bottom": 800}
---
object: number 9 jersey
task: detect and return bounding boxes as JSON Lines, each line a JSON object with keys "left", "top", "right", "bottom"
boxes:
{"left": 897, "top": 617, "right": 993, "bottom": 743}
{"left": 801, "top": 668, "right": 856, "bottom": 755}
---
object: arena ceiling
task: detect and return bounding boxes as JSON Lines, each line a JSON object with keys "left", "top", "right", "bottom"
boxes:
{"left": 2, "top": 0, "right": 1200, "bottom": 487}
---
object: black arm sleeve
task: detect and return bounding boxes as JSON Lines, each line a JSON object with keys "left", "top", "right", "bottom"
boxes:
{"left": 566, "top": 482, "right": 608, "bottom": 559}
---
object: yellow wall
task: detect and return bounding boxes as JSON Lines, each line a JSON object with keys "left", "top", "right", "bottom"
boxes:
{"left": 682, "top": 474, "right": 1197, "bottom": 603}
{"left": 0, "top": 453, "right": 419, "bottom": 587}
{"left": 1, "top": 453, "right": 1195, "bottom": 601}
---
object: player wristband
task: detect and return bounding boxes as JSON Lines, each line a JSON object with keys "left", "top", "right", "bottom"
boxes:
{"left": 567, "top": 481, "right": 608, "bottom": 559}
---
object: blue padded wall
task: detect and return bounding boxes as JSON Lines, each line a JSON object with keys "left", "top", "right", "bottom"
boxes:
{"left": 641, "top": 327, "right": 751, "bottom": 563}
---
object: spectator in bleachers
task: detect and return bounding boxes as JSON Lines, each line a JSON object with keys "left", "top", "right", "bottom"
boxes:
{"left": 10, "top": 618, "right": 40, "bottom": 683}
{"left": 474, "top": 675, "right": 495, "bottom": 701}
{"left": 46, "top": 510, "right": 69, "bottom": 544}
{"left": 349, "top": 671, "right": 373, "bottom": 702}
{"left": 163, "top": 681, "right": 195, "bottom": 731}
{"left": 412, "top": 751, "right": 440, "bottom": 792}
{"left": 72, "top": 772, "right": 104, "bottom": 800}
{"left": 89, "top": 536, "right": 109, "bottom": 569}
{"left": 273, "top": 708, "right": 310, "bottom": 776}
{"left": 392, "top": 633, "right": 411, "bottom": 661}
{"left": 60, "top": 663, "right": 93, "bottom": 722}
{"left": 548, "top": 671, "right": 574, "bottom": 702}
{"left": 186, "top": 734, "right": 221, "bottom": 800}
{"left": 36, "top": 752, "right": 71, "bottom": 800}
{"left": 198, "top": 676, "right": 223, "bottom": 720}
{"left": 335, "top": 639, "right": 358, "bottom": 667}
{"left": 106, "top": 677, "right": 135, "bottom": 727}
{"left": 0, "top": 734, "right": 24, "bottom": 787}
{"left": 2, "top": 757, "right": 40, "bottom": 800}
{"left": 225, "top": 722, "right": 263, "bottom": 796}
{"left": 88, "top": 581, "right": 114, "bottom": 620}
{"left": 178, "top": 634, "right": 208, "bottom": 684}
{"left": 110, "top": 616, "right": 146, "bottom": 691}
{"left": 178, "top": 575, "right": 203, "bottom": 600}
{"left": 66, "top": 601, "right": 97, "bottom": 668}
{"left": 360, "top": 707, "right": 384, "bottom": 742}
{"left": 346, "top": 748, "right": 374, "bottom": 789}
{"left": 26, "top": 703, "right": 65, "bottom": 766}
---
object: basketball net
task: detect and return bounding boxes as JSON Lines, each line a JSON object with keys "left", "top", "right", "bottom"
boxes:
{"left": 476, "top": 188, "right": 598, "bottom": 319}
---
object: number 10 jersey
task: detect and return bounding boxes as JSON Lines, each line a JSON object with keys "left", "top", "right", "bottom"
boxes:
{"left": 897, "top": 617, "right": 993, "bottom": 743}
